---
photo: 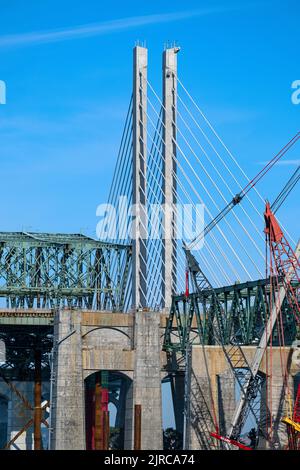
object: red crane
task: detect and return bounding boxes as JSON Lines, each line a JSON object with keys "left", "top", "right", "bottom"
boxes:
{"left": 282, "top": 384, "right": 300, "bottom": 450}
{"left": 206, "top": 153, "right": 300, "bottom": 449}
{"left": 180, "top": 133, "right": 300, "bottom": 449}
{"left": 264, "top": 201, "right": 300, "bottom": 327}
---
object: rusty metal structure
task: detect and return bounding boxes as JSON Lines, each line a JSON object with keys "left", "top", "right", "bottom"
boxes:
{"left": 0, "top": 44, "right": 299, "bottom": 451}
{"left": 0, "top": 232, "right": 131, "bottom": 450}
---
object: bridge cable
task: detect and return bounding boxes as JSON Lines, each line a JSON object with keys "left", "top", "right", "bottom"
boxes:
{"left": 176, "top": 94, "right": 266, "bottom": 244}
{"left": 143, "top": 97, "right": 245, "bottom": 284}
{"left": 147, "top": 80, "right": 264, "bottom": 277}
{"left": 145, "top": 88, "right": 255, "bottom": 279}
{"left": 144, "top": 94, "right": 249, "bottom": 282}
{"left": 177, "top": 77, "right": 296, "bottom": 246}
{"left": 142, "top": 118, "right": 234, "bottom": 286}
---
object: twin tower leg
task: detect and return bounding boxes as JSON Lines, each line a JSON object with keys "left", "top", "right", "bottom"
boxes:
{"left": 132, "top": 46, "right": 178, "bottom": 311}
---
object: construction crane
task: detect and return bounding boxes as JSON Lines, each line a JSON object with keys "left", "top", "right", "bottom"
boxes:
{"left": 222, "top": 166, "right": 300, "bottom": 448}
{"left": 181, "top": 134, "right": 300, "bottom": 347}
{"left": 264, "top": 201, "right": 300, "bottom": 328}
{"left": 179, "top": 133, "right": 300, "bottom": 449}
{"left": 282, "top": 384, "right": 300, "bottom": 450}
{"left": 262, "top": 193, "right": 300, "bottom": 448}
{"left": 224, "top": 207, "right": 300, "bottom": 449}
{"left": 210, "top": 431, "right": 253, "bottom": 450}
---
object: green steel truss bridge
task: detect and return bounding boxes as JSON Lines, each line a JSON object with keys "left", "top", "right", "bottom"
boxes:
{"left": 0, "top": 45, "right": 298, "bottom": 454}
{"left": 0, "top": 46, "right": 297, "bottom": 341}
{"left": 163, "top": 278, "right": 299, "bottom": 352}
{"left": 0, "top": 232, "right": 131, "bottom": 311}
{"left": 0, "top": 45, "right": 298, "bottom": 384}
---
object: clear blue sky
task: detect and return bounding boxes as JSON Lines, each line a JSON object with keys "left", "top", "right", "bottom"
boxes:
{"left": 0, "top": 0, "right": 299, "bottom": 434}
{"left": 0, "top": 0, "right": 299, "bottom": 238}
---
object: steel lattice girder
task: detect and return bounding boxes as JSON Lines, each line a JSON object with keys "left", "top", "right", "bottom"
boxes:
{"left": 163, "top": 278, "right": 299, "bottom": 351}
{"left": 0, "top": 232, "right": 132, "bottom": 311}
{"left": 0, "top": 325, "right": 52, "bottom": 381}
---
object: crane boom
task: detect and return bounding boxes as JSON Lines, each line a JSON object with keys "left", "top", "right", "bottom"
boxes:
{"left": 229, "top": 238, "right": 300, "bottom": 441}
{"left": 182, "top": 133, "right": 300, "bottom": 448}
{"left": 184, "top": 246, "right": 268, "bottom": 443}
{"left": 187, "top": 132, "right": 300, "bottom": 251}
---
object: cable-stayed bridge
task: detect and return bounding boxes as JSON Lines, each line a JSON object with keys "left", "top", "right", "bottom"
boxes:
{"left": 104, "top": 44, "right": 297, "bottom": 324}
{"left": 0, "top": 45, "right": 298, "bottom": 451}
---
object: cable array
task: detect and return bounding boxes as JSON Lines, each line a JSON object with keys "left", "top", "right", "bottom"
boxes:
{"left": 105, "top": 72, "right": 298, "bottom": 310}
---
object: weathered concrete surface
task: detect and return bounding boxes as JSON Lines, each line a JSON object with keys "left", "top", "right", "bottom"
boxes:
{"left": 190, "top": 345, "right": 299, "bottom": 450}
{"left": 50, "top": 309, "right": 163, "bottom": 450}
{"left": 22, "top": 308, "right": 298, "bottom": 451}
{"left": 50, "top": 310, "right": 85, "bottom": 450}
{"left": 82, "top": 311, "right": 134, "bottom": 373}
{"left": 217, "top": 369, "right": 235, "bottom": 438}
{"left": 129, "top": 311, "right": 163, "bottom": 450}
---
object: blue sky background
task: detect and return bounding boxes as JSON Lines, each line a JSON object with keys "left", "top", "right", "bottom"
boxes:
{"left": 0, "top": 0, "right": 299, "bottom": 238}
{"left": 0, "top": 0, "right": 299, "bottom": 433}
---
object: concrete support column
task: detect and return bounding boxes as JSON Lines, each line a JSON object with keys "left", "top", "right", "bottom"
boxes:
{"left": 217, "top": 369, "right": 236, "bottom": 437}
{"left": 190, "top": 346, "right": 222, "bottom": 450}
{"left": 190, "top": 373, "right": 219, "bottom": 450}
{"left": 135, "top": 311, "right": 163, "bottom": 449}
{"left": 50, "top": 310, "right": 85, "bottom": 450}
{"left": 132, "top": 46, "right": 148, "bottom": 309}
{"left": 171, "top": 373, "right": 185, "bottom": 436}
{"left": 162, "top": 47, "right": 179, "bottom": 311}
{"left": 126, "top": 311, "right": 163, "bottom": 449}
{"left": 267, "top": 351, "right": 295, "bottom": 449}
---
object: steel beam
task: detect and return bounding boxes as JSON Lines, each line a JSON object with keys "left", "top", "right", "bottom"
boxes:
{"left": 0, "top": 232, "right": 131, "bottom": 311}
{"left": 163, "top": 278, "right": 299, "bottom": 351}
{"left": 34, "top": 349, "right": 42, "bottom": 450}
{"left": 103, "top": 411, "right": 110, "bottom": 450}
{"left": 228, "top": 240, "right": 300, "bottom": 441}
{"left": 134, "top": 404, "right": 142, "bottom": 450}
{"left": 94, "top": 373, "right": 102, "bottom": 450}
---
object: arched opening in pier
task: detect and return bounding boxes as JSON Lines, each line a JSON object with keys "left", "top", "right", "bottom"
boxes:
{"left": 217, "top": 367, "right": 266, "bottom": 449}
{"left": 162, "top": 374, "right": 182, "bottom": 449}
{"left": 0, "top": 395, "right": 8, "bottom": 449}
{"left": 85, "top": 371, "right": 131, "bottom": 450}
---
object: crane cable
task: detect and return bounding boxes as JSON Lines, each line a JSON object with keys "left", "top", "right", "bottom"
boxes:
{"left": 272, "top": 165, "right": 300, "bottom": 214}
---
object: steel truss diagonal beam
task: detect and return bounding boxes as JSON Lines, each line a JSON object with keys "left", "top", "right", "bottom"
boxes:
{"left": 163, "top": 278, "right": 299, "bottom": 351}
{"left": 0, "top": 232, "right": 131, "bottom": 311}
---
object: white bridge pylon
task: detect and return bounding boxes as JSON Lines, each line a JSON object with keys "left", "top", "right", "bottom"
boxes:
{"left": 106, "top": 45, "right": 292, "bottom": 312}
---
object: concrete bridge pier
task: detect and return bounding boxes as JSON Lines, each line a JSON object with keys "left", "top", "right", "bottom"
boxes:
{"left": 50, "top": 309, "right": 163, "bottom": 450}
{"left": 189, "top": 345, "right": 299, "bottom": 450}
{"left": 126, "top": 311, "right": 163, "bottom": 450}
{"left": 50, "top": 310, "right": 85, "bottom": 450}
